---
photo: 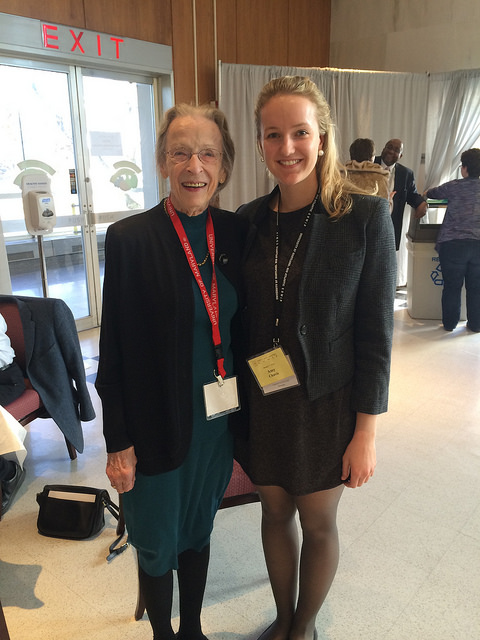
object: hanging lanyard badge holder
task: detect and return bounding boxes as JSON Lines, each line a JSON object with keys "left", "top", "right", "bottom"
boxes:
{"left": 247, "top": 192, "right": 319, "bottom": 395}
{"left": 165, "top": 197, "right": 240, "bottom": 420}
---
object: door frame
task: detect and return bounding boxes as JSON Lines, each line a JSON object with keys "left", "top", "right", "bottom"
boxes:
{"left": 0, "top": 13, "right": 173, "bottom": 330}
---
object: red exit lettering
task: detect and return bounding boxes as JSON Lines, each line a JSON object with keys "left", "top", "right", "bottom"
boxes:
{"left": 42, "top": 24, "right": 59, "bottom": 50}
{"left": 42, "top": 24, "right": 124, "bottom": 59}
{"left": 70, "top": 29, "right": 85, "bottom": 53}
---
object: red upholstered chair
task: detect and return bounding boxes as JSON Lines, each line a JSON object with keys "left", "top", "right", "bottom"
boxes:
{"left": 0, "top": 300, "right": 77, "bottom": 460}
{"left": 116, "top": 460, "right": 259, "bottom": 621}
{"left": 219, "top": 459, "right": 259, "bottom": 508}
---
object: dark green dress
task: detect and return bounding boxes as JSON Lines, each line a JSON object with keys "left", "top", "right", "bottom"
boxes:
{"left": 122, "top": 210, "right": 236, "bottom": 576}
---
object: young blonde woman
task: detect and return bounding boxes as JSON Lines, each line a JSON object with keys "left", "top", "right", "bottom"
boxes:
{"left": 237, "top": 76, "right": 397, "bottom": 640}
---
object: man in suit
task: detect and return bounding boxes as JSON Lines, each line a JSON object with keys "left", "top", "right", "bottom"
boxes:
{"left": 375, "top": 139, "right": 427, "bottom": 285}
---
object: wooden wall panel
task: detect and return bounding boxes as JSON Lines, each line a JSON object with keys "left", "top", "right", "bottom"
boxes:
{"left": 195, "top": 0, "right": 216, "bottom": 105}
{"left": 0, "top": 1, "right": 85, "bottom": 26}
{"left": 288, "top": 0, "right": 330, "bottom": 67}
{"left": 216, "top": 0, "right": 237, "bottom": 64}
{"left": 171, "top": 0, "right": 196, "bottom": 104}
{"left": 235, "top": 0, "right": 289, "bottom": 66}
{"left": 0, "top": 0, "right": 331, "bottom": 104}
{"left": 83, "top": 0, "right": 172, "bottom": 45}
{"left": 216, "top": 0, "right": 331, "bottom": 68}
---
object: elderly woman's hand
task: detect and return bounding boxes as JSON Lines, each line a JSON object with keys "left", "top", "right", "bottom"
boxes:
{"left": 106, "top": 446, "right": 137, "bottom": 494}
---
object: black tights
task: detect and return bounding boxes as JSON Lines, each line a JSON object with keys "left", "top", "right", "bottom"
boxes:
{"left": 138, "top": 543, "right": 210, "bottom": 640}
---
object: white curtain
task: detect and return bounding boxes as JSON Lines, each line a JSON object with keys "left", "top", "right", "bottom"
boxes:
{"left": 218, "top": 62, "right": 429, "bottom": 212}
{"left": 424, "top": 69, "right": 480, "bottom": 189}
{"left": 217, "top": 62, "right": 480, "bottom": 286}
{"left": 218, "top": 63, "right": 300, "bottom": 211}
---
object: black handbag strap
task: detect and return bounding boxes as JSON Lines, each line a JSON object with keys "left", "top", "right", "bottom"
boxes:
{"left": 102, "top": 493, "right": 129, "bottom": 562}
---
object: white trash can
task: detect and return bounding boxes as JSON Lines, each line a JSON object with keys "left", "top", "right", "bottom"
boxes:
{"left": 406, "top": 238, "right": 466, "bottom": 320}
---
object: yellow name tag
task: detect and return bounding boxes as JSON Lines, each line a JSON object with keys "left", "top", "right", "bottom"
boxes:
{"left": 247, "top": 346, "right": 299, "bottom": 395}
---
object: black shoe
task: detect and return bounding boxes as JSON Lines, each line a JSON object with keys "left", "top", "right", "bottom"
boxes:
{"left": 1, "top": 463, "right": 26, "bottom": 514}
{"left": 467, "top": 323, "right": 480, "bottom": 333}
{"left": 257, "top": 623, "right": 275, "bottom": 640}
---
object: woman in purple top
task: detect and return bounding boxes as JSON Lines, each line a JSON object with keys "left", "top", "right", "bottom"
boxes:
{"left": 425, "top": 148, "right": 480, "bottom": 332}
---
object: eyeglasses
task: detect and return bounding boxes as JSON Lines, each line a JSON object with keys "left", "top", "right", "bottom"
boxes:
{"left": 165, "top": 147, "right": 222, "bottom": 165}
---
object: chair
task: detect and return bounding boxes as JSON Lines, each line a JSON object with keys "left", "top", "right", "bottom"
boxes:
{"left": 116, "top": 460, "right": 259, "bottom": 621}
{"left": 0, "top": 299, "right": 77, "bottom": 461}
{"left": 219, "top": 459, "right": 259, "bottom": 508}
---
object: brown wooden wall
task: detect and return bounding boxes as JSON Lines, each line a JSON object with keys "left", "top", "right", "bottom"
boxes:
{"left": 0, "top": 0, "right": 330, "bottom": 104}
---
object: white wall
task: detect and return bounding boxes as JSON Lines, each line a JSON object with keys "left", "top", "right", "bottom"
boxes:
{"left": 330, "top": 0, "right": 480, "bottom": 73}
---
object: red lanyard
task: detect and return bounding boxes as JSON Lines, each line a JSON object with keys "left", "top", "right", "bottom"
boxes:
{"left": 165, "top": 197, "right": 226, "bottom": 379}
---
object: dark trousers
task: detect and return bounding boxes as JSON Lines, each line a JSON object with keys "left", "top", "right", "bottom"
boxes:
{"left": 438, "top": 239, "right": 480, "bottom": 330}
{"left": 0, "top": 456, "right": 13, "bottom": 481}
{"left": 0, "top": 360, "right": 26, "bottom": 406}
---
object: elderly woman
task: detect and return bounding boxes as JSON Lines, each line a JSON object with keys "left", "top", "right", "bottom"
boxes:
{"left": 96, "top": 103, "right": 247, "bottom": 640}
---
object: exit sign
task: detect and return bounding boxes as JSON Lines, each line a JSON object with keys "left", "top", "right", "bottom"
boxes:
{"left": 42, "top": 23, "right": 125, "bottom": 59}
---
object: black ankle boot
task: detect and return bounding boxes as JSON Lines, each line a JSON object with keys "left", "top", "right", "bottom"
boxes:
{"left": 1, "top": 462, "right": 25, "bottom": 514}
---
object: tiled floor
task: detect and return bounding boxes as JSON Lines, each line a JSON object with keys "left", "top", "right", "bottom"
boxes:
{"left": 1, "top": 292, "right": 480, "bottom": 639}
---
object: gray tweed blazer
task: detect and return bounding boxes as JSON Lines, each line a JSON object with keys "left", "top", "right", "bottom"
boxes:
{"left": 238, "top": 188, "right": 397, "bottom": 414}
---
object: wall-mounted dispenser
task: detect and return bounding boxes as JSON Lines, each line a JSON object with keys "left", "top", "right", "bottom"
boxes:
{"left": 27, "top": 190, "right": 56, "bottom": 233}
{"left": 21, "top": 174, "right": 56, "bottom": 235}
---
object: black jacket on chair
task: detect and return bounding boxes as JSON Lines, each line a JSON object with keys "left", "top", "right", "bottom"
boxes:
{"left": 0, "top": 294, "right": 95, "bottom": 452}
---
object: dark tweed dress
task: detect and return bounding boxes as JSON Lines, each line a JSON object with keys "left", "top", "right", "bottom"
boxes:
{"left": 243, "top": 205, "right": 356, "bottom": 495}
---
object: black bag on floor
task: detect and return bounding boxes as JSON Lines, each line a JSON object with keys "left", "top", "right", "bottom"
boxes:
{"left": 36, "top": 484, "right": 127, "bottom": 560}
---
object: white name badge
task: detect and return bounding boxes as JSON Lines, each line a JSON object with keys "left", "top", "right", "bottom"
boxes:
{"left": 203, "top": 375, "right": 240, "bottom": 420}
{"left": 247, "top": 346, "right": 300, "bottom": 395}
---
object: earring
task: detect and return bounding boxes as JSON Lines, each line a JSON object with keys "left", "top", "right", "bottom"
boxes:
{"left": 260, "top": 156, "right": 265, "bottom": 163}
{"left": 318, "top": 149, "right": 324, "bottom": 157}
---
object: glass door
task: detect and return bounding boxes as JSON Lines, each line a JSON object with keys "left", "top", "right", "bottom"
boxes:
{"left": 0, "top": 60, "right": 161, "bottom": 330}
{"left": 0, "top": 63, "right": 90, "bottom": 320}
{"left": 75, "top": 69, "right": 159, "bottom": 326}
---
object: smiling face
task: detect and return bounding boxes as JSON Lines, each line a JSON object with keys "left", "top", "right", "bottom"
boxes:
{"left": 381, "top": 139, "right": 403, "bottom": 167}
{"left": 259, "top": 94, "right": 324, "bottom": 192}
{"left": 160, "top": 115, "right": 226, "bottom": 216}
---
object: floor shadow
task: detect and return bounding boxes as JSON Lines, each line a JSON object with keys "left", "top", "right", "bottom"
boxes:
{"left": 0, "top": 559, "right": 43, "bottom": 609}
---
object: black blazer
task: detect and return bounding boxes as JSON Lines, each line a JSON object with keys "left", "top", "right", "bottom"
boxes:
{"left": 374, "top": 157, "right": 425, "bottom": 249}
{"left": 0, "top": 294, "right": 95, "bottom": 452}
{"left": 237, "top": 188, "right": 397, "bottom": 414}
{"left": 95, "top": 201, "right": 248, "bottom": 474}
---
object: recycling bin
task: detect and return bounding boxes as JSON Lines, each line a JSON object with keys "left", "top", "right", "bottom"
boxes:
{"left": 406, "top": 203, "right": 466, "bottom": 320}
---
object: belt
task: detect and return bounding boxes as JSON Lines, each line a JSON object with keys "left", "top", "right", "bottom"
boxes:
{"left": 0, "top": 362, "right": 13, "bottom": 372}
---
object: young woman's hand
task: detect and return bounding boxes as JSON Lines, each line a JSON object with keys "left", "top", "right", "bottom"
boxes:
{"left": 341, "top": 413, "right": 377, "bottom": 488}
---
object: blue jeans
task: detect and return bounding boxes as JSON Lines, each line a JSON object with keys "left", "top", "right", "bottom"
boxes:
{"left": 438, "top": 240, "right": 480, "bottom": 330}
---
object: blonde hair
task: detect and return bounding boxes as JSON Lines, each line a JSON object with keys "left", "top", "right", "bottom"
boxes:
{"left": 255, "top": 76, "right": 358, "bottom": 218}
{"left": 156, "top": 103, "right": 235, "bottom": 193}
